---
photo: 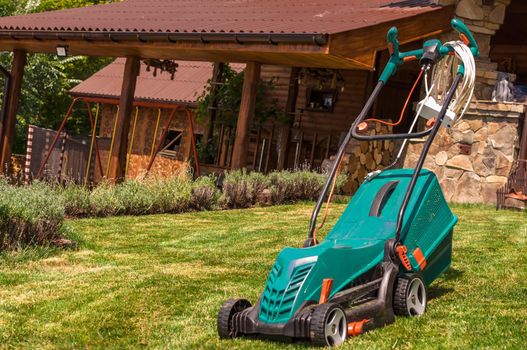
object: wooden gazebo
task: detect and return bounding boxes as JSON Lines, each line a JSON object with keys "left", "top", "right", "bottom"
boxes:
{"left": 0, "top": 0, "right": 455, "bottom": 182}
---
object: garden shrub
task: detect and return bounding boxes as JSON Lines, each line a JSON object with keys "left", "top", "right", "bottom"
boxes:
{"left": 89, "top": 182, "right": 125, "bottom": 217}
{"left": 267, "top": 170, "right": 346, "bottom": 205}
{"left": 112, "top": 180, "right": 156, "bottom": 216}
{"left": 0, "top": 180, "right": 64, "bottom": 250}
{"left": 190, "top": 176, "right": 220, "bottom": 211}
{"left": 61, "top": 183, "right": 91, "bottom": 217}
{"left": 148, "top": 175, "right": 193, "bottom": 214}
{"left": 221, "top": 169, "right": 270, "bottom": 208}
{"left": 0, "top": 168, "right": 348, "bottom": 250}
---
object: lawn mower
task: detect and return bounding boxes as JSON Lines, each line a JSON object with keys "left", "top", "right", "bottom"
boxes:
{"left": 217, "top": 18, "right": 478, "bottom": 346}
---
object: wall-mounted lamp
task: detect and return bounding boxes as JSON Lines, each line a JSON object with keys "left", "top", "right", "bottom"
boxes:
{"left": 56, "top": 45, "right": 68, "bottom": 57}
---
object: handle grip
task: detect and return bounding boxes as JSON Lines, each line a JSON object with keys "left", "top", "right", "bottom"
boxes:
{"left": 379, "top": 18, "right": 478, "bottom": 83}
{"left": 451, "top": 18, "right": 480, "bottom": 57}
{"left": 387, "top": 27, "right": 400, "bottom": 57}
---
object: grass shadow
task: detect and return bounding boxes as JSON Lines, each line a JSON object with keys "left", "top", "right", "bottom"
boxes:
{"left": 427, "top": 285, "right": 454, "bottom": 300}
{"left": 427, "top": 267, "right": 464, "bottom": 300}
{"left": 441, "top": 267, "right": 464, "bottom": 281}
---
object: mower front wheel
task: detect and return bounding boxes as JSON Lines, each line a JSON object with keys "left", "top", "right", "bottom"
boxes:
{"left": 217, "top": 298, "right": 251, "bottom": 339}
{"left": 393, "top": 275, "right": 427, "bottom": 317}
{"left": 310, "top": 302, "right": 347, "bottom": 347}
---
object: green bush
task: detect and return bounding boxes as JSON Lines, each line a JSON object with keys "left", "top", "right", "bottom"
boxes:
{"left": 56, "top": 174, "right": 221, "bottom": 218}
{"left": 61, "top": 183, "right": 91, "bottom": 217}
{"left": 221, "top": 169, "right": 270, "bottom": 209}
{"left": 151, "top": 176, "right": 193, "bottom": 214}
{"left": 267, "top": 170, "right": 346, "bottom": 205}
{"left": 0, "top": 180, "right": 64, "bottom": 250}
{"left": 112, "top": 180, "right": 156, "bottom": 216}
{"left": 191, "top": 176, "right": 220, "bottom": 211}
{"left": 0, "top": 169, "right": 346, "bottom": 250}
{"left": 89, "top": 182, "right": 125, "bottom": 217}
{"left": 220, "top": 169, "right": 347, "bottom": 208}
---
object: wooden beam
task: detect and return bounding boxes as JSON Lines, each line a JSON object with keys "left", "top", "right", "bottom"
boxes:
{"left": 106, "top": 56, "right": 140, "bottom": 182}
{"left": 231, "top": 62, "right": 260, "bottom": 169}
{"left": 329, "top": 5, "right": 455, "bottom": 66}
{"left": 0, "top": 50, "right": 26, "bottom": 172}
{"left": 0, "top": 39, "right": 366, "bottom": 69}
{"left": 277, "top": 67, "right": 299, "bottom": 170}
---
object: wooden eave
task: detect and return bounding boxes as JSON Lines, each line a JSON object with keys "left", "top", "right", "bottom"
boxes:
{"left": 329, "top": 5, "right": 456, "bottom": 70}
{"left": 0, "top": 5, "right": 455, "bottom": 70}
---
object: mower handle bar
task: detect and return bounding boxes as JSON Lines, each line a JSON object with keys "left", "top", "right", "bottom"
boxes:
{"left": 380, "top": 18, "right": 479, "bottom": 84}
{"left": 307, "top": 18, "right": 477, "bottom": 245}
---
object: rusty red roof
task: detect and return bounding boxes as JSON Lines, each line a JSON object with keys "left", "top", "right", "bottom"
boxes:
{"left": 0, "top": 0, "right": 441, "bottom": 36}
{"left": 70, "top": 59, "right": 244, "bottom": 105}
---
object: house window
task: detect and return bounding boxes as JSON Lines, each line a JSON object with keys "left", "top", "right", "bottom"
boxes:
{"left": 305, "top": 88, "right": 337, "bottom": 112}
{"left": 160, "top": 129, "right": 183, "bottom": 157}
{"left": 194, "top": 134, "right": 203, "bottom": 148}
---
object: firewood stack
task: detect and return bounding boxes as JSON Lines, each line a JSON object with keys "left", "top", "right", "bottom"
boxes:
{"left": 340, "top": 123, "right": 395, "bottom": 193}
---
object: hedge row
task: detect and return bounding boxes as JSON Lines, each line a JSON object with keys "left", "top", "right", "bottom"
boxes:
{"left": 0, "top": 179, "right": 64, "bottom": 250}
{"left": 0, "top": 169, "right": 345, "bottom": 250}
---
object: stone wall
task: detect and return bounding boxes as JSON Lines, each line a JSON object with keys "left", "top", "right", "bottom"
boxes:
{"left": 404, "top": 101, "right": 525, "bottom": 203}
{"left": 433, "top": 0, "right": 512, "bottom": 100}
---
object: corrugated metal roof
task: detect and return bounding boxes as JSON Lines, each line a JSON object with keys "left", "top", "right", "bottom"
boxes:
{"left": 0, "top": 0, "right": 441, "bottom": 35}
{"left": 70, "top": 59, "right": 245, "bottom": 105}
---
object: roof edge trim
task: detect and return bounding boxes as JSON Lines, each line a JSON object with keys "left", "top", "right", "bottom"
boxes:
{"left": 0, "top": 30, "right": 329, "bottom": 46}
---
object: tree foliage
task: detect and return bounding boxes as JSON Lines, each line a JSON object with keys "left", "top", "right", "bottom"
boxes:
{"left": 0, "top": 0, "right": 115, "bottom": 153}
{"left": 194, "top": 64, "right": 289, "bottom": 163}
{"left": 195, "top": 64, "right": 288, "bottom": 128}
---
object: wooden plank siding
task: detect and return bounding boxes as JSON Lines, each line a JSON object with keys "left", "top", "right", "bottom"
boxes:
{"left": 295, "top": 70, "right": 369, "bottom": 134}
{"left": 246, "top": 64, "right": 292, "bottom": 170}
{"left": 244, "top": 65, "right": 372, "bottom": 171}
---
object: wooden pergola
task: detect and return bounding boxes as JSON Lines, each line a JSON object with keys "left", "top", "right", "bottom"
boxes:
{"left": 0, "top": 0, "right": 455, "bottom": 182}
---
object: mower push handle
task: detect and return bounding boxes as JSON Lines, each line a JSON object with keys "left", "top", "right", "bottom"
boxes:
{"left": 379, "top": 18, "right": 479, "bottom": 83}
{"left": 450, "top": 18, "right": 479, "bottom": 57}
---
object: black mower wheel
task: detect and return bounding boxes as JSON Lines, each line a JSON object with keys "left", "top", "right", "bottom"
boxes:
{"left": 310, "top": 302, "right": 347, "bottom": 347}
{"left": 217, "top": 298, "right": 251, "bottom": 339}
{"left": 393, "top": 275, "right": 427, "bottom": 317}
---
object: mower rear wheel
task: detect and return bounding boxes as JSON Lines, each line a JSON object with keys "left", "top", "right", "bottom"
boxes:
{"left": 217, "top": 298, "right": 251, "bottom": 339}
{"left": 310, "top": 303, "right": 347, "bottom": 347}
{"left": 393, "top": 275, "right": 427, "bottom": 316}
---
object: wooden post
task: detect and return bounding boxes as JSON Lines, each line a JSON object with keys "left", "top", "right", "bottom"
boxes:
{"left": 204, "top": 62, "right": 224, "bottom": 160}
{"left": 277, "top": 67, "right": 299, "bottom": 170}
{"left": 0, "top": 50, "right": 27, "bottom": 171}
{"left": 309, "top": 132, "right": 318, "bottom": 170}
{"left": 107, "top": 56, "right": 140, "bottom": 182}
{"left": 264, "top": 124, "right": 275, "bottom": 173}
{"left": 231, "top": 62, "right": 260, "bottom": 169}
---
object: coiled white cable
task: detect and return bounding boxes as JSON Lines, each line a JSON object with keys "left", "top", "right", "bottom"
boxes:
{"left": 431, "top": 40, "right": 476, "bottom": 123}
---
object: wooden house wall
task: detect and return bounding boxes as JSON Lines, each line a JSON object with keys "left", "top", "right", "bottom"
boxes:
{"left": 244, "top": 65, "right": 372, "bottom": 171}
{"left": 294, "top": 70, "right": 370, "bottom": 134}
{"left": 286, "top": 69, "right": 372, "bottom": 170}
{"left": 246, "top": 64, "right": 292, "bottom": 170}
{"left": 98, "top": 105, "right": 205, "bottom": 179}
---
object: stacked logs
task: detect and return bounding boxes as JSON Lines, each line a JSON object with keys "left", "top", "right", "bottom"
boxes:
{"left": 340, "top": 123, "right": 395, "bottom": 194}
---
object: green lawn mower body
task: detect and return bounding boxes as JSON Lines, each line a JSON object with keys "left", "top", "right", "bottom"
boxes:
{"left": 218, "top": 18, "right": 477, "bottom": 346}
{"left": 221, "top": 170, "right": 456, "bottom": 341}
{"left": 258, "top": 169, "right": 456, "bottom": 325}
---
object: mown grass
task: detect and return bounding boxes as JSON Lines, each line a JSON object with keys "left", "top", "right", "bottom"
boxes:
{"left": 0, "top": 203, "right": 526, "bottom": 349}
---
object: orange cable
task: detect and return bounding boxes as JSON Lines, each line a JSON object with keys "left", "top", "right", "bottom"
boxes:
{"left": 313, "top": 156, "right": 344, "bottom": 244}
{"left": 312, "top": 70, "right": 424, "bottom": 244}
{"left": 363, "top": 69, "right": 424, "bottom": 127}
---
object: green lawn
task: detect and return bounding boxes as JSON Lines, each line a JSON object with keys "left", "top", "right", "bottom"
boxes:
{"left": 0, "top": 203, "right": 526, "bottom": 349}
